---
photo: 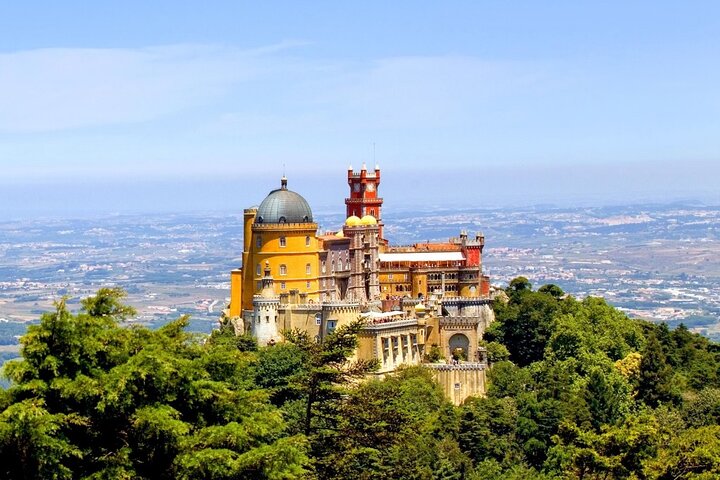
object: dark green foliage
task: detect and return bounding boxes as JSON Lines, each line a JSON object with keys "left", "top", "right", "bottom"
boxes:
{"left": 538, "top": 284, "right": 564, "bottom": 298}
{"left": 5, "top": 281, "right": 720, "bottom": 479}
{"left": 638, "top": 332, "right": 680, "bottom": 407}
{"left": 0, "top": 290, "right": 308, "bottom": 480}
{"left": 326, "top": 366, "right": 472, "bottom": 479}
{"left": 476, "top": 278, "right": 720, "bottom": 478}
{"left": 485, "top": 290, "right": 564, "bottom": 366}
{"left": 482, "top": 340, "right": 510, "bottom": 363}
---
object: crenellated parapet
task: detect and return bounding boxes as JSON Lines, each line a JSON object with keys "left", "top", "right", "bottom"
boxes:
{"left": 425, "top": 362, "right": 487, "bottom": 371}
{"left": 439, "top": 316, "right": 482, "bottom": 327}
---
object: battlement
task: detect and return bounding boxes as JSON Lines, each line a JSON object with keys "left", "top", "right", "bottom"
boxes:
{"left": 425, "top": 362, "right": 487, "bottom": 371}
{"left": 439, "top": 316, "right": 482, "bottom": 327}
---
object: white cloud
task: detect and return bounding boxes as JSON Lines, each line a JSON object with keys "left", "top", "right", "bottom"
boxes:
{"left": 0, "top": 43, "right": 301, "bottom": 132}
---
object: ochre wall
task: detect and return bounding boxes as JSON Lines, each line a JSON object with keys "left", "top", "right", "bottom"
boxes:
{"left": 432, "top": 367, "right": 487, "bottom": 406}
{"left": 242, "top": 223, "right": 320, "bottom": 311}
{"left": 229, "top": 269, "right": 243, "bottom": 317}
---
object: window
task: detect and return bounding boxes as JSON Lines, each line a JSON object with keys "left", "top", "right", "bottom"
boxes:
{"left": 280, "top": 282, "right": 286, "bottom": 290}
{"left": 257, "top": 281, "right": 262, "bottom": 290}
{"left": 279, "top": 264, "right": 287, "bottom": 276}
{"left": 315, "top": 313, "right": 322, "bottom": 325}
{"left": 326, "top": 320, "right": 337, "bottom": 333}
{"left": 256, "top": 263, "right": 261, "bottom": 276}
{"left": 306, "top": 263, "right": 311, "bottom": 275}
{"left": 279, "top": 236, "right": 286, "bottom": 247}
{"left": 306, "top": 281, "right": 311, "bottom": 288}
{"left": 305, "top": 236, "right": 311, "bottom": 247}
{"left": 388, "top": 274, "right": 394, "bottom": 280}
{"left": 256, "top": 236, "right": 262, "bottom": 248}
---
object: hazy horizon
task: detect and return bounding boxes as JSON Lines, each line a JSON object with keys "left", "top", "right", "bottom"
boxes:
{"left": 2, "top": 2, "right": 718, "bottom": 219}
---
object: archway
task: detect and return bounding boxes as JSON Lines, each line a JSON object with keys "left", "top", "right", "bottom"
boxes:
{"left": 448, "top": 333, "right": 470, "bottom": 361}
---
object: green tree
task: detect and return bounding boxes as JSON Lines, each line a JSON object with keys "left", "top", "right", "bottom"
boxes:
{"left": 1, "top": 289, "right": 309, "bottom": 480}
{"left": 327, "top": 367, "right": 469, "bottom": 479}
{"left": 645, "top": 425, "right": 720, "bottom": 479}
{"left": 538, "top": 284, "right": 564, "bottom": 298}
{"left": 638, "top": 332, "right": 680, "bottom": 408}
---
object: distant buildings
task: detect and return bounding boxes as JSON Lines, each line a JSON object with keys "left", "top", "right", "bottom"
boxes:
{"left": 227, "top": 165, "right": 494, "bottom": 404}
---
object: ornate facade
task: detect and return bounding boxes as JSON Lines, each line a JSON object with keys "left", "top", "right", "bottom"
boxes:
{"left": 227, "top": 165, "right": 494, "bottom": 404}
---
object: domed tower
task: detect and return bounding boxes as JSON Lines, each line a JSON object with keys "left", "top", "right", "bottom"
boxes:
{"left": 233, "top": 176, "right": 320, "bottom": 321}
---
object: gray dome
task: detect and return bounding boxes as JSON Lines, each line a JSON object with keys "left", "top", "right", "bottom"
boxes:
{"left": 255, "top": 177, "right": 313, "bottom": 224}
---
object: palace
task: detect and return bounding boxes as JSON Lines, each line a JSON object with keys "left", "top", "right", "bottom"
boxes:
{"left": 227, "top": 165, "right": 494, "bottom": 404}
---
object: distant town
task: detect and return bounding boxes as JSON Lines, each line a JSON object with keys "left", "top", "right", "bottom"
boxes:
{"left": 1, "top": 202, "right": 718, "bottom": 366}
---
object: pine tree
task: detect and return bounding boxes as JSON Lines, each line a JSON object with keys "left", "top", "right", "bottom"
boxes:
{"left": 637, "top": 331, "right": 678, "bottom": 407}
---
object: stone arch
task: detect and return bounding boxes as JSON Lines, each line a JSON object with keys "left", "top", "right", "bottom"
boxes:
{"left": 448, "top": 333, "right": 470, "bottom": 361}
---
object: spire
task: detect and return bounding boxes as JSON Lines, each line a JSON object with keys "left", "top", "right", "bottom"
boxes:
{"left": 348, "top": 164, "right": 353, "bottom": 170}
{"left": 361, "top": 162, "right": 367, "bottom": 171}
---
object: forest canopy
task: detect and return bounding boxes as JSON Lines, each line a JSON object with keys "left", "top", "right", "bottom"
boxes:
{"left": 2, "top": 283, "right": 720, "bottom": 479}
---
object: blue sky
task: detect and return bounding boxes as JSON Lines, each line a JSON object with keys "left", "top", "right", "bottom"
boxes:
{"left": 1, "top": 1, "right": 719, "bottom": 217}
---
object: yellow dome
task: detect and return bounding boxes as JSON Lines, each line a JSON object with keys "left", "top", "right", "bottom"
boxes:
{"left": 414, "top": 303, "right": 426, "bottom": 311}
{"left": 360, "top": 214, "right": 377, "bottom": 225}
{"left": 345, "top": 215, "right": 361, "bottom": 226}
{"left": 335, "top": 230, "right": 345, "bottom": 238}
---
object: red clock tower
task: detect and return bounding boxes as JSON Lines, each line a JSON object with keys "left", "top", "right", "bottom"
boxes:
{"left": 346, "top": 163, "right": 384, "bottom": 239}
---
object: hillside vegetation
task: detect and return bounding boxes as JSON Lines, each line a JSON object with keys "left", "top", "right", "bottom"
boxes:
{"left": 2, "top": 283, "right": 720, "bottom": 479}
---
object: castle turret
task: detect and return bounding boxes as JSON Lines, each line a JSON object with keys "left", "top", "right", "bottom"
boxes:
{"left": 252, "top": 261, "right": 281, "bottom": 346}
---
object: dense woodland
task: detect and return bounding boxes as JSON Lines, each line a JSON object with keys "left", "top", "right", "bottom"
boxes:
{"left": 2, "top": 282, "right": 720, "bottom": 479}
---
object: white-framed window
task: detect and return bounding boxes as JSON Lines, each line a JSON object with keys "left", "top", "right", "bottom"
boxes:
{"left": 279, "top": 264, "right": 287, "bottom": 276}
{"left": 306, "top": 263, "right": 311, "bottom": 275}
{"left": 256, "top": 235, "right": 262, "bottom": 248}
{"left": 305, "top": 236, "right": 311, "bottom": 247}
{"left": 256, "top": 281, "right": 262, "bottom": 290}
{"left": 280, "top": 282, "right": 286, "bottom": 290}
{"left": 279, "top": 236, "right": 286, "bottom": 247}
{"left": 315, "top": 313, "right": 322, "bottom": 325}
{"left": 322, "top": 261, "right": 326, "bottom": 273}
{"left": 306, "top": 281, "right": 311, "bottom": 288}
{"left": 256, "top": 263, "right": 261, "bottom": 276}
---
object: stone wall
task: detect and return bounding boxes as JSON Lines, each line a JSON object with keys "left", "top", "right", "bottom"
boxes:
{"left": 427, "top": 363, "right": 487, "bottom": 406}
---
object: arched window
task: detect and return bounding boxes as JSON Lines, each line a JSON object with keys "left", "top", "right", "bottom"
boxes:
{"left": 279, "top": 264, "right": 287, "bottom": 275}
{"left": 256, "top": 263, "right": 261, "bottom": 276}
{"left": 305, "top": 236, "right": 311, "bottom": 247}
{"left": 279, "top": 236, "right": 286, "bottom": 247}
{"left": 256, "top": 235, "right": 262, "bottom": 248}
